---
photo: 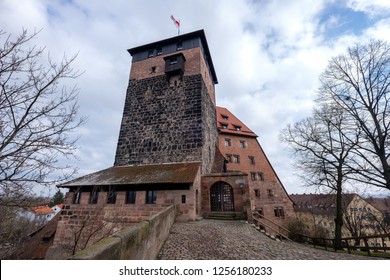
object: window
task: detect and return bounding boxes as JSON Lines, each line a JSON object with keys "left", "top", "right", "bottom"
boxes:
{"left": 156, "top": 47, "right": 162, "bottom": 55}
{"left": 267, "top": 189, "right": 274, "bottom": 197}
{"left": 239, "top": 140, "right": 247, "bottom": 148}
{"left": 256, "top": 207, "right": 264, "bottom": 216}
{"left": 233, "top": 125, "right": 241, "bottom": 131}
{"left": 89, "top": 189, "right": 99, "bottom": 204}
{"left": 146, "top": 190, "right": 157, "bottom": 204}
{"left": 182, "top": 195, "right": 186, "bottom": 204}
{"left": 107, "top": 188, "right": 117, "bottom": 204}
{"left": 224, "top": 138, "right": 231, "bottom": 147}
{"left": 258, "top": 172, "right": 264, "bottom": 181}
{"left": 226, "top": 154, "right": 233, "bottom": 163}
{"left": 233, "top": 155, "right": 240, "bottom": 164}
{"left": 149, "top": 66, "right": 156, "bottom": 74}
{"left": 251, "top": 172, "right": 257, "bottom": 181}
{"left": 248, "top": 156, "right": 255, "bottom": 165}
{"left": 148, "top": 49, "right": 154, "bottom": 58}
{"left": 169, "top": 57, "right": 178, "bottom": 65}
{"left": 126, "top": 190, "right": 136, "bottom": 204}
{"left": 73, "top": 191, "right": 81, "bottom": 204}
{"left": 255, "top": 189, "right": 260, "bottom": 197}
{"left": 220, "top": 123, "right": 228, "bottom": 129}
{"left": 176, "top": 42, "right": 182, "bottom": 50}
{"left": 274, "top": 207, "right": 285, "bottom": 218}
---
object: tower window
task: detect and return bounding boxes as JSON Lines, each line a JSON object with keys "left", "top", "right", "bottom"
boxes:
{"left": 169, "top": 57, "right": 178, "bottom": 65}
{"left": 164, "top": 53, "right": 185, "bottom": 76}
{"left": 149, "top": 66, "right": 156, "bottom": 74}
{"left": 182, "top": 195, "right": 186, "bottom": 204}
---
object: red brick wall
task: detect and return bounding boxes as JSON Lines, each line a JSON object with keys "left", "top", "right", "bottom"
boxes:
{"left": 129, "top": 47, "right": 215, "bottom": 105}
{"left": 218, "top": 133, "right": 295, "bottom": 226}
{"left": 201, "top": 172, "right": 250, "bottom": 218}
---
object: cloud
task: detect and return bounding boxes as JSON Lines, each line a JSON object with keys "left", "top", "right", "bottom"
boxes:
{"left": 347, "top": 0, "right": 390, "bottom": 17}
{"left": 1, "top": 0, "right": 390, "bottom": 195}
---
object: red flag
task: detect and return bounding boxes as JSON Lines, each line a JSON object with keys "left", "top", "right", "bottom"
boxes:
{"left": 170, "top": 15, "right": 180, "bottom": 28}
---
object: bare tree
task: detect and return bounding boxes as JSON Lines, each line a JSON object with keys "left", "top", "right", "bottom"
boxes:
{"left": 319, "top": 40, "right": 390, "bottom": 190}
{"left": 0, "top": 29, "right": 86, "bottom": 207}
{"left": 280, "top": 103, "right": 359, "bottom": 247}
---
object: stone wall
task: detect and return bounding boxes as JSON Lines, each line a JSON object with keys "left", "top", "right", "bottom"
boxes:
{"left": 114, "top": 74, "right": 217, "bottom": 174}
{"left": 66, "top": 205, "right": 176, "bottom": 260}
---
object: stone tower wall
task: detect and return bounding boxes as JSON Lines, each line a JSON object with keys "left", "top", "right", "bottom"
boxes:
{"left": 114, "top": 74, "right": 217, "bottom": 174}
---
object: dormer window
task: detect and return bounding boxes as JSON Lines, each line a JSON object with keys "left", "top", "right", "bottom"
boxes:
{"left": 220, "top": 123, "right": 228, "bottom": 129}
{"left": 169, "top": 57, "right": 178, "bottom": 65}
{"left": 221, "top": 114, "right": 229, "bottom": 120}
{"left": 233, "top": 125, "right": 241, "bottom": 131}
{"left": 164, "top": 53, "right": 185, "bottom": 76}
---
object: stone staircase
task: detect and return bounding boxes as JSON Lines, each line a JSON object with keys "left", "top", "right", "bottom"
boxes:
{"left": 251, "top": 223, "right": 281, "bottom": 241}
{"left": 205, "top": 212, "right": 246, "bottom": 220}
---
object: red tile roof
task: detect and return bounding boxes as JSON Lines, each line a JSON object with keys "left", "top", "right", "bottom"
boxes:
{"left": 28, "top": 205, "right": 55, "bottom": 215}
{"left": 365, "top": 197, "right": 390, "bottom": 213}
{"left": 290, "top": 193, "right": 356, "bottom": 215}
{"left": 216, "top": 107, "right": 257, "bottom": 137}
{"left": 58, "top": 162, "right": 201, "bottom": 187}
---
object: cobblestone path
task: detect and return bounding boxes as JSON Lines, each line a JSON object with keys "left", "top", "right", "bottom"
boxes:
{"left": 158, "top": 219, "right": 379, "bottom": 260}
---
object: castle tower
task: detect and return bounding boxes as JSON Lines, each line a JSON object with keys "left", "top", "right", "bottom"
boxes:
{"left": 114, "top": 30, "right": 218, "bottom": 174}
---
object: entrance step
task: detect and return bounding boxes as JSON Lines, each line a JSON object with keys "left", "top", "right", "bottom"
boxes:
{"left": 205, "top": 212, "right": 246, "bottom": 220}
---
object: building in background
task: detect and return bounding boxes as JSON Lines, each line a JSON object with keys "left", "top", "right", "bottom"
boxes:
{"left": 291, "top": 193, "right": 390, "bottom": 246}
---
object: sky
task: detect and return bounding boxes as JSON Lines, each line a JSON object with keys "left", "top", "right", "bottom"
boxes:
{"left": 1, "top": 0, "right": 390, "bottom": 196}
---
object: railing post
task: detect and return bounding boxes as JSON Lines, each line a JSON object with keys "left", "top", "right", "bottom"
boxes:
{"left": 324, "top": 238, "right": 328, "bottom": 251}
{"left": 345, "top": 239, "right": 351, "bottom": 254}
{"left": 363, "top": 237, "right": 371, "bottom": 256}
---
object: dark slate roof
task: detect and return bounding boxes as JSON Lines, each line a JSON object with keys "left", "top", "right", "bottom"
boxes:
{"left": 58, "top": 162, "right": 201, "bottom": 187}
{"left": 128, "top": 29, "right": 218, "bottom": 84}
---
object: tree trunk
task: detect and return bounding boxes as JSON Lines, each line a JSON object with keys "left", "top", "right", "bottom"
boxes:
{"left": 334, "top": 177, "right": 344, "bottom": 250}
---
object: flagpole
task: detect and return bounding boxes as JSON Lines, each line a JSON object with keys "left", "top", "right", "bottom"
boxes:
{"left": 178, "top": 20, "right": 180, "bottom": 36}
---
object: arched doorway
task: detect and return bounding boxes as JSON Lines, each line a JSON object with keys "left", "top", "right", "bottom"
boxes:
{"left": 210, "top": 182, "right": 234, "bottom": 212}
